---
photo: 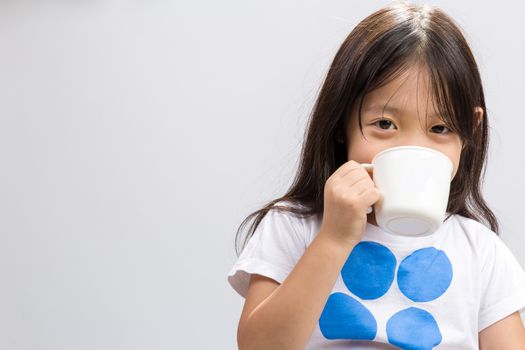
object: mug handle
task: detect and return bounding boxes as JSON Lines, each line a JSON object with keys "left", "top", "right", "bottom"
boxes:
{"left": 361, "top": 163, "right": 374, "bottom": 214}
{"left": 361, "top": 163, "right": 373, "bottom": 171}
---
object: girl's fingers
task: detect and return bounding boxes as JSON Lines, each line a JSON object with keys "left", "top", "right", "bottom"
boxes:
{"left": 360, "top": 187, "right": 381, "bottom": 205}
{"left": 337, "top": 160, "right": 368, "bottom": 179}
{"left": 348, "top": 175, "right": 374, "bottom": 192}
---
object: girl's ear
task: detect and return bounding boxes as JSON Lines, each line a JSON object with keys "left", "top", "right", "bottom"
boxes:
{"left": 462, "top": 107, "right": 484, "bottom": 151}
{"left": 474, "top": 106, "right": 484, "bottom": 130}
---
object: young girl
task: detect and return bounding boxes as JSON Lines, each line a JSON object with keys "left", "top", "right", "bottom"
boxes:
{"left": 228, "top": 2, "right": 525, "bottom": 349}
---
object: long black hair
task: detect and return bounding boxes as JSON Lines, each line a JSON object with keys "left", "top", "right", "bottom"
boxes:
{"left": 235, "top": 1, "right": 498, "bottom": 256}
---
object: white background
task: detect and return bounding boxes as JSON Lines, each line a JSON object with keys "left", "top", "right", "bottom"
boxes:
{"left": 0, "top": 1, "right": 523, "bottom": 349}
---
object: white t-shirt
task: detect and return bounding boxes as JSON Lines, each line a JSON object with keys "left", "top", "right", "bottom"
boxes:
{"left": 228, "top": 202, "right": 525, "bottom": 349}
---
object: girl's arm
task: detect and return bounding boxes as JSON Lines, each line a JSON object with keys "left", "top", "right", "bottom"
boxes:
{"left": 236, "top": 161, "right": 378, "bottom": 350}
{"left": 479, "top": 311, "right": 525, "bottom": 349}
{"left": 237, "top": 230, "right": 357, "bottom": 350}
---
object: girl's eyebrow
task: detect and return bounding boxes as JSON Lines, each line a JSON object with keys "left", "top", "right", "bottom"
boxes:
{"left": 364, "top": 104, "right": 441, "bottom": 119}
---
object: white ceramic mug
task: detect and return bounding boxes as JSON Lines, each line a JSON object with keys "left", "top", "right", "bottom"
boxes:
{"left": 361, "top": 145, "right": 453, "bottom": 237}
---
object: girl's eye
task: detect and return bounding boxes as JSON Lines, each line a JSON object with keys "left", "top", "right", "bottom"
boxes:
{"left": 430, "top": 125, "right": 452, "bottom": 134}
{"left": 373, "top": 119, "right": 453, "bottom": 134}
{"left": 374, "top": 119, "right": 395, "bottom": 130}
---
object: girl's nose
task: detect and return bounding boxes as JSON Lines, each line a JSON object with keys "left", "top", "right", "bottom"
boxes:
{"left": 396, "top": 133, "right": 433, "bottom": 149}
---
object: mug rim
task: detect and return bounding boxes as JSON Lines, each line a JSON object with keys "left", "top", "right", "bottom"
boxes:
{"left": 372, "top": 145, "right": 452, "bottom": 168}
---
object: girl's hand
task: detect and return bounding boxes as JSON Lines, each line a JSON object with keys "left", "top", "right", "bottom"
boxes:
{"left": 319, "top": 160, "right": 381, "bottom": 246}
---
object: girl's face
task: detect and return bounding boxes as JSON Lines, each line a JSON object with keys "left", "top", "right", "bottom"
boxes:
{"left": 345, "top": 66, "right": 481, "bottom": 180}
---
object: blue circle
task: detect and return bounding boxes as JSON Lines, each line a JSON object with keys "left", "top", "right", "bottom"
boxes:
{"left": 341, "top": 241, "right": 396, "bottom": 300}
{"left": 397, "top": 247, "right": 453, "bottom": 302}
{"left": 387, "top": 307, "right": 442, "bottom": 349}
{"left": 319, "top": 292, "right": 377, "bottom": 340}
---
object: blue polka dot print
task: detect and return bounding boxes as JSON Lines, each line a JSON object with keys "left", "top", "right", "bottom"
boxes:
{"left": 387, "top": 307, "right": 442, "bottom": 350}
{"left": 398, "top": 247, "right": 453, "bottom": 302}
{"left": 341, "top": 241, "right": 397, "bottom": 300}
{"left": 319, "top": 241, "right": 453, "bottom": 349}
{"left": 319, "top": 293, "right": 377, "bottom": 340}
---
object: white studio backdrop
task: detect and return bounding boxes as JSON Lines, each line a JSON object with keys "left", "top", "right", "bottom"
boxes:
{"left": 0, "top": 1, "right": 523, "bottom": 349}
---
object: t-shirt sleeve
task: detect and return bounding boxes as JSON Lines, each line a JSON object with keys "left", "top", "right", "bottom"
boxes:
{"left": 478, "top": 232, "right": 525, "bottom": 332}
{"left": 227, "top": 208, "right": 308, "bottom": 298}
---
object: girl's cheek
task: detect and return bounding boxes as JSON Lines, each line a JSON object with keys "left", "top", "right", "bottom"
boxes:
{"left": 348, "top": 145, "right": 382, "bottom": 164}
